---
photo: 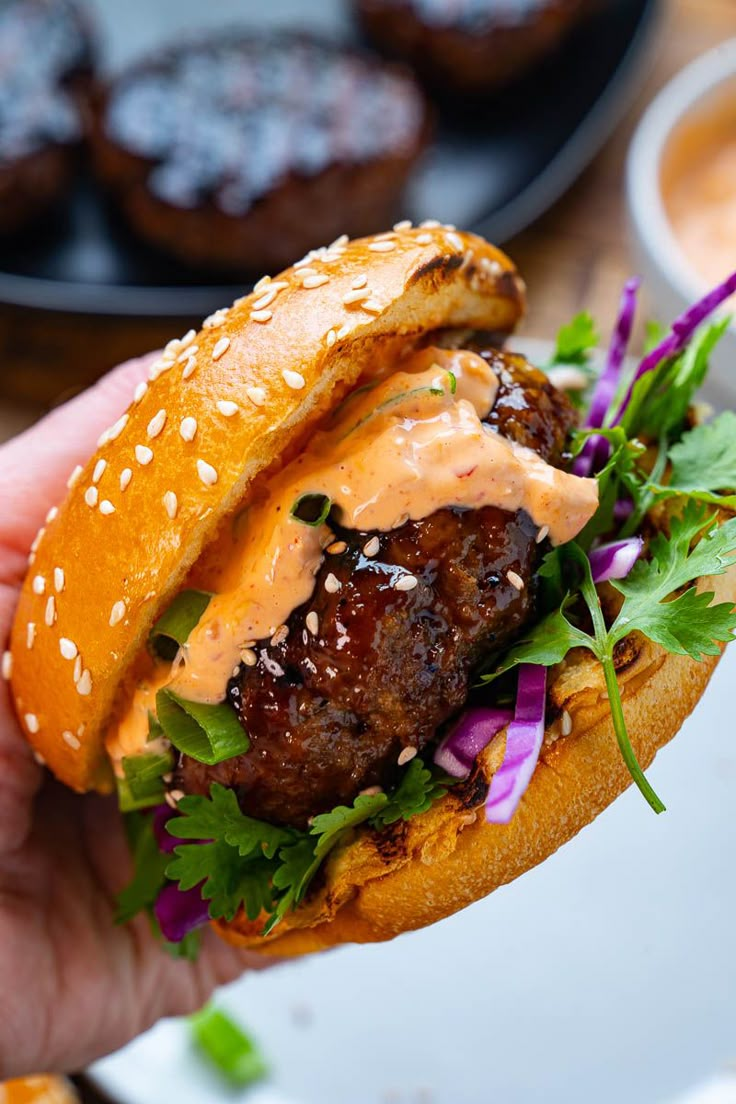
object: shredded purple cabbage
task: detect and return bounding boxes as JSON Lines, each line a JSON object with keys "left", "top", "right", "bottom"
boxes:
{"left": 154, "top": 881, "right": 210, "bottom": 943}
{"left": 485, "top": 665, "right": 547, "bottom": 825}
{"left": 152, "top": 804, "right": 179, "bottom": 853}
{"left": 434, "top": 707, "right": 513, "bottom": 778}
{"left": 589, "top": 536, "right": 643, "bottom": 583}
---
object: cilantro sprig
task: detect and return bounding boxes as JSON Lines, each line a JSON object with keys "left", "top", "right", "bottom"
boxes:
{"left": 485, "top": 505, "right": 736, "bottom": 811}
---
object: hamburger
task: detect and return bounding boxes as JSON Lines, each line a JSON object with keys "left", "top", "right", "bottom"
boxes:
{"left": 5, "top": 226, "right": 736, "bottom": 957}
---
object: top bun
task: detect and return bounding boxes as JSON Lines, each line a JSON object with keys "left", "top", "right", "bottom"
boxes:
{"left": 9, "top": 225, "right": 525, "bottom": 792}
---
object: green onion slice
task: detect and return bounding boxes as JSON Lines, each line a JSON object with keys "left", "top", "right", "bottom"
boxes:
{"left": 290, "top": 493, "right": 332, "bottom": 527}
{"left": 344, "top": 384, "right": 445, "bottom": 438}
{"left": 190, "top": 1004, "right": 269, "bottom": 1087}
{"left": 116, "top": 748, "right": 173, "bottom": 811}
{"left": 150, "top": 590, "right": 212, "bottom": 659}
{"left": 156, "top": 689, "right": 249, "bottom": 765}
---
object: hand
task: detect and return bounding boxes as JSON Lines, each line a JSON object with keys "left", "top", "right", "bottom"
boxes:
{"left": 0, "top": 358, "right": 265, "bottom": 1079}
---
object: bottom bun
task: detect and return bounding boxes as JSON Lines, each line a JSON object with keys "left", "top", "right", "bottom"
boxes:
{"left": 213, "top": 565, "right": 736, "bottom": 957}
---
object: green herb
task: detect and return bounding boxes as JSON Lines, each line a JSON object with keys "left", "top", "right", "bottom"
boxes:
{"left": 643, "top": 319, "right": 667, "bottom": 353}
{"left": 117, "top": 749, "right": 174, "bottom": 811}
{"left": 446, "top": 369, "right": 457, "bottom": 394}
{"left": 150, "top": 590, "right": 211, "bottom": 659}
{"left": 646, "top": 412, "right": 736, "bottom": 512}
{"left": 550, "top": 312, "right": 599, "bottom": 366}
{"left": 156, "top": 689, "right": 249, "bottom": 765}
{"left": 116, "top": 811, "right": 170, "bottom": 924}
{"left": 163, "top": 760, "right": 450, "bottom": 936}
{"left": 290, "top": 493, "right": 332, "bottom": 527}
{"left": 485, "top": 506, "right": 736, "bottom": 811}
{"left": 344, "top": 384, "right": 445, "bottom": 438}
{"left": 190, "top": 1004, "right": 269, "bottom": 1088}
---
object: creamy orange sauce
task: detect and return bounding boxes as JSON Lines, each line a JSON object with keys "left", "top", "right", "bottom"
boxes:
{"left": 106, "top": 662, "right": 170, "bottom": 769}
{"left": 109, "top": 345, "right": 598, "bottom": 760}
{"left": 664, "top": 88, "right": 736, "bottom": 306}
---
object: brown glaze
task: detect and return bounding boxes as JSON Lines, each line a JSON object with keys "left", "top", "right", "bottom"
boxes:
{"left": 176, "top": 346, "right": 576, "bottom": 827}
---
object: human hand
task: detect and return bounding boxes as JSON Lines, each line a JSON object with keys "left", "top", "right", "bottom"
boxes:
{"left": 0, "top": 357, "right": 264, "bottom": 1079}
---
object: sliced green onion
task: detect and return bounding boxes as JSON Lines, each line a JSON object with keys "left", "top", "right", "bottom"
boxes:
{"left": 344, "top": 384, "right": 445, "bottom": 438}
{"left": 190, "top": 1004, "right": 269, "bottom": 1088}
{"left": 443, "top": 368, "right": 457, "bottom": 394}
{"left": 290, "top": 493, "right": 332, "bottom": 527}
{"left": 150, "top": 590, "right": 212, "bottom": 659}
{"left": 156, "top": 689, "right": 249, "bottom": 765}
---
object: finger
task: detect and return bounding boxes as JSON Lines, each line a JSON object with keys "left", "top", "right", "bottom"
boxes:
{"left": 0, "top": 353, "right": 157, "bottom": 555}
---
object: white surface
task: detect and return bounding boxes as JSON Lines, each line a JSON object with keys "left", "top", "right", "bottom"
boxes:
{"left": 92, "top": 632, "right": 736, "bottom": 1103}
{"left": 626, "top": 38, "right": 736, "bottom": 407}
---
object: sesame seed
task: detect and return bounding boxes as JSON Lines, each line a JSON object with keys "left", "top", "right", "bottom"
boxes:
{"left": 252, "top": 283, "right": 287, "bottom": 310}
{"left": 148, "top": 357, "right": 173, "bottom": 381}
{"left": 107, "top": 414, "right": 129, "bottom": 443}
{"left": 99, "top": 500, "right": 115, "bottom": 516}
{"left": 337, "top": 323, "right": 351, "bottom": 340}
{"left": 327, "top": 541, "right": 347, "bottom": 554}
{"left": 1, "top": 651, "right": 12, "bottom": 680}
{"left": 135, "top": 445, "right": 153, "bottom": 465}
{"left": 76, "top": 669, "right": 92, "bottom": 696}
{"left": 32, "top": 575, "right": 45, "bottom": 595}
{"left": 46, "top": 506, "right": 58, "bottom": 524}
{"left": 246, "top": 386, "right": 266, "bottom": 407}
{"left": 326, "top": 329, "right": 337, "bottom": 348}
{"left": 253, "top": 275, "right": 271, "bottom": 293}
{"left": 45, "top": 596, "right": 56, "bottom": 626}
{"left": 92, "top": 460, "right": 106, "bottom": 485}
{"left": 368, "top": 240, "right": 396, "bottom": 252}
{"left": 33, "top": 750, "right": 45, "bottom": 766}
{"left": 296, "top": 266, "right": 317, "bottom": 277}
{"left": 54, "top": 567, "right": 64, "bottom": 593}
{"left": 241, "top": 647, "right": 257, "bottom": 667}
{"left": 30, "top": 530, "right": 44, "bottom": 556}
{"left": 59, "top": 638, "right": 77, "bottom": 660}
{"left": 73, "top": 655, "right": 82, "bottom": 682}
{"left": 251, "top": 309, "right": 273, "bottom": 323}
{"left": 507, "top": 570, "right": 524, "bottom": 591}
{"left": 302, "top": 274, "right": 329, "bottom": 289}
{"left": 446, "top": 231, "right": 464, "bottom": 252}
{"left": 394, "top": 574, "right": 418, "bottom": 592}
{"left": 197, "top": 459, "right": 218, "bottom": 486}
{"left": 216, "top": 400, "right": 239, "bottom": 417}
{"left": 359, "top": 785, "right": 383, "bottom": 797}
{"left": 420, "top": 219, "right": 441, "bottom": 229}
{"left": 343, "top": 288, "right": 371, "bottom": 306}
{"left": 536, "top": 526, "right": 550, "bottom": 544}
{"left": 181, "top": 358, "right": 197, "bottom": 380}
{"left": 351, "top": 275, "right": 368, "bottom": 289}
{"left": 329, "top": 234, "right": 349, "bottom": 250}
{"left": 203, "top": 308, "right": 228, "bottom": 329}
{"left": 283, "top": 369, "right": 305, "bottom": 390}
{"left": 163, "top": 491, "right": 178, "bottom": 519}
{"left": 24, "top": 713, "right": 39, "bottom": 734}
{"left": 398, "top": 745, "right": 417, "bottom": 766}
{"left": 168, "top": 789, "right": 185, "bottom": 805}
{"left": 177, "top": 344, "right": 198, "bottom": 363}
{"left": 363, "top": 536, "right": 380, "bottom": 557}
{"left": 84, "top": 486, "right": 98, "bottom": 508}
{"left": 271, "top": 625, "right": 289, "bottom": 646}
{"left": 180, "top": 329, "right": 196, "bottom": 348}
{"left": 67, "top": 464, "right": 83, "bottom": 489}
{"left": 120, "top": 468, "right": 132, "bottom": 491}
{"left": 561, "top": 710, "right": 573, "bottom": 737}
{"left": 147, "top": 409, "right": 166, "bottom": 439}
{"left": 179, "top": 416, "right": 197, "bottom": 441}
{"left": 26, "top": 623, "right": 36, "bottom": 649}
{"left": 164, "top": 338, "right": 181, "bottom": 358}
{"left": 416, "top": 233, "right": 432, "bottom": 244}
{"left": 212, "top": 336, "right": 231, "bottom": 360}
{"left": 362, "top": 300, "right": 383, "bottom": 315}
{"left": 306, "top": 611, "right": 319, "bottom": 636}
{"left": 62, "top": 730, "right": 81, "bottom": 750}
{"left": 324, "top": 573, "right": 341, "bottom": 594}
{"left": 109, "top": 600, "right": 126, "bottom": 627}
{"left": 393, "top": 219, "right": 412, "bottom": 231}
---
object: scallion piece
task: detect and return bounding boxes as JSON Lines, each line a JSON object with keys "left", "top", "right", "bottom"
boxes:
{"left": 290, "top": 493, "right": 332, "bottom": 527}
{"left": 156, "top": 689, "right": 249, "bottom": 765}
{"left": 190, "top": 1004, "right": 269, "bottom": 1088}
{"left": 150, "top": 590, "right": 212, "bottom": 659}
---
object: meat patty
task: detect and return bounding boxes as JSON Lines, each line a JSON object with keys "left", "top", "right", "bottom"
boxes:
{"left": 176, "top": 347, "right": 576, "bottom": 827}
{"left": 93, "top": 33, "right": 427, "bottom": 273}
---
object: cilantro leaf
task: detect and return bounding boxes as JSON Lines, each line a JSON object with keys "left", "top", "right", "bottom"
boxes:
{"left": 168, "top": 783, "right": 294, "bottom": 858}
{"left": 660, "top": 412, "right": 736, "bottom": 507}
{"left": 116, "top": 812, "right": 169, "bottom": 924}
{"left": 371, "top": 757, "right": 451, "bottom": 826}
{"left": 483, "top": 603, "right": 590, "bottom": 681}
{"left": 550, "top": 312, "right": 599, "bottom": 366}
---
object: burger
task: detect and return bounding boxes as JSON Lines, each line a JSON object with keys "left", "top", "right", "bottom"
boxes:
{"left": 5, "top": 226, "right": 736, "bottom": 957}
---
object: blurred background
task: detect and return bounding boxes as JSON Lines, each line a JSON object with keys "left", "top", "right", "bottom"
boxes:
{"left": 1, "top": 0, "right": 735, "bottom": 1101}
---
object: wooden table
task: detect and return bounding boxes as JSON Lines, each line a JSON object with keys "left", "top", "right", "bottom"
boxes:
{"left": 0, "top": 0, "right": 732, "bottom": 447}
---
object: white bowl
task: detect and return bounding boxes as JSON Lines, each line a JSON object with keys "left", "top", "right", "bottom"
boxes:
{"left": 626, "top": 38, "right": 736, "bottom": 409}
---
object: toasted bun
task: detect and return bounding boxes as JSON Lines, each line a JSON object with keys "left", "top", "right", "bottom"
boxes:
{"left": 215, "top": 566, "right": 736, "bottom": 955}
{"left": 8, "top": 226, "right": 523, "bottom": 791}
{"left": 0, "top": 1076, "right": 79, "bottom": 1104}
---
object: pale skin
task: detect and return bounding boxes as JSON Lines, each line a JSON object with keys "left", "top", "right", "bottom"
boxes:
{"left": 0, "top": 357, "right": 265, "bottom": 1079}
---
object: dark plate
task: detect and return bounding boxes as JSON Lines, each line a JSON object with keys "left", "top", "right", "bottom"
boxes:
{"left": 0, "top": 0, "right": 659, "bottom": 318}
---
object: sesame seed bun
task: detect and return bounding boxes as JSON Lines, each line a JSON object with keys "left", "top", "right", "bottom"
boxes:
{"left": 8, "top": 225, "right": 524, "bottom": 792}
{"left": 0, "top": 1075, "right": 79, "bottom": 1104}
{"left": 215, "top": 566, "right": 736, "bottom": 955}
